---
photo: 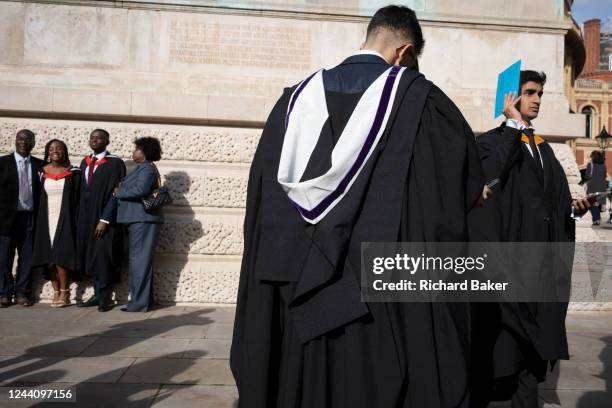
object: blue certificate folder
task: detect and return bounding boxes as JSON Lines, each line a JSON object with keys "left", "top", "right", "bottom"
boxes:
{"left": 494, "top": 60, "right": 522, "bottom": 118}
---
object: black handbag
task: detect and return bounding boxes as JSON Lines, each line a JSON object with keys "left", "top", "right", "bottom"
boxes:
{"left": 141, "top": 164, "right": 172, "bottom": 213}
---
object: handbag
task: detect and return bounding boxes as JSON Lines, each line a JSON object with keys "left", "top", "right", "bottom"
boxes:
{"left": 141, "top": 163, "right": 172, "bottom": 212}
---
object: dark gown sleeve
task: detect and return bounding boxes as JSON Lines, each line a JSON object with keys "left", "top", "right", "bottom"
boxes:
{"left": 230, "top": 89, "right": 291, "bottom": 407}
{"left": 398, "top": 87, "right": 484, "bottom": 408}
{"left": 403, "top": 86, "right": 484, "bottom": 242}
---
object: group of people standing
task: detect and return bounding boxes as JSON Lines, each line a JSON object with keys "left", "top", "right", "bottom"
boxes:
{"left": 0, "top": 129, "right": 164, "bottom": 313}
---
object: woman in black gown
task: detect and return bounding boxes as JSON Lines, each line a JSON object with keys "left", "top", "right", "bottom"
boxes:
{"left": 32, "top": 140, "right": 81, "bottom": 307}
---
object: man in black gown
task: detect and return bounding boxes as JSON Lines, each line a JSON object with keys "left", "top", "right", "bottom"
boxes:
{"left": 77, "top": 129, "right": 125, "bottom": 312}
{"left": 469, "top": 71, "right": 590, "bottom": 407}
{"left": 231, "top": 6, "right": 485, "bottom": 407}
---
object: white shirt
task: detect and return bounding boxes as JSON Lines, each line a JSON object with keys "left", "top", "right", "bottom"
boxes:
{"left": 14, "top": 152, "right": 33, "bottom": 211}
{"left": 85, "top": 150, "right": 110, "bottom": 224}
{"left": 84, "top": 151, "right": 108, "bottom": 184}
{"left": 354, "top": 49, "right": 387, "bottom": 62}
{"left": 505, "top": 119, "right": 543, "bottom": 168}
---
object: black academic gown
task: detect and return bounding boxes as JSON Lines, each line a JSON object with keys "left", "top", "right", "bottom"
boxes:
{"left": 32, "top": 167, "right": 81, "bottom": 278}
{"left": 231, "top": 55, "right": 484, "bottom": 408}
{"left": 468, "top": 123, "right": 574, "bottom": 401}
{"left": 77, "top": 154, "right": 126, "bottom": 286}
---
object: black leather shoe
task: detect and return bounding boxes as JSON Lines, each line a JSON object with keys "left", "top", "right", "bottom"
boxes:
{"left": 120, "top": 307, "right": 130, "bottom": 312}
{"left": 98, "top": 303, "right": 112, "bottom": 312}
{"left": 0, "top": 296, "right": 11, "bottom": 308}
{"left": 78, "top": 297, "right": 99, "bottom": 308}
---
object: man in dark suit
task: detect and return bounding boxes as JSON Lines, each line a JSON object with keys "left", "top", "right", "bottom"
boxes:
{"left": 0, "top": 129, "right": 44, "bottom": 307}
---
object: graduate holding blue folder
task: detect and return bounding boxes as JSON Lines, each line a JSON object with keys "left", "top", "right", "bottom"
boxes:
{"left": 469, "top": 67, "right": 591, "bottom": 407}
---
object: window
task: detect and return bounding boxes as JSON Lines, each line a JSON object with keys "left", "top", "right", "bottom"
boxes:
{"left": 582, "top": 106, "right": 594, "bottom": 138}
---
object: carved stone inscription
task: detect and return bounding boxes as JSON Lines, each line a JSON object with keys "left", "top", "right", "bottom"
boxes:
{"left": 169, "top": 19, "right": 312, "bottom": 70}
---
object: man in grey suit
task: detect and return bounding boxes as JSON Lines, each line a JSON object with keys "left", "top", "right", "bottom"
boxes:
{"left": 114, "top": 137, "right": 164, "bottom": 312}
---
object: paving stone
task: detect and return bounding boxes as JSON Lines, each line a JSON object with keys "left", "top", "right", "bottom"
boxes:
{"left": 148, "top": 307, "right": 219, "bottom": 325}
{"left": 540, "top": 389, "right": 612, "bottom": 408}
{"left": 151, "top": 385, "right": 237, "bottom": 408}
{"left": 541, "top": 361, "right": 611, "bottom": 391}
{"left": 0, "top": 356, "right": 135, "bottom": 384}
{"left": 183, "top": 339, "right": 231, "bottom": 359}
{"left": 80, "top": 337, "right": 190, "bottom": 358}
{"left": 90, "top": 308, "right": 154, "bottom": 322}
{"left": 566, "top": 312, "right": 612, "bottom": 334}
{"left": 567, "top": 332, "right": 612, "bottom": 363}
{"left": 0, "top": 336, "right": 97, "bottom": 357}
{"left": 96, "top": 321, "right": 210, "bottom": 339}
{"left": 120, "top": 357, "right": 234, "bottom": 385}
{"left": 205, "top": 323, "right": 233, "bottom": 340}
{"left": 0, "top": 304, "right": 91, "bottom": 322}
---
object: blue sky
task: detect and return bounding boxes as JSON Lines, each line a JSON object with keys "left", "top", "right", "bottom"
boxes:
{"left": 572, "top": 0, "right": 612, "bottom": 28}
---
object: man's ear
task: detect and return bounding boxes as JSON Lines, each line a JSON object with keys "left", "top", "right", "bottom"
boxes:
{"left": 396, "top": 44, "right": 419, "bottom": 71}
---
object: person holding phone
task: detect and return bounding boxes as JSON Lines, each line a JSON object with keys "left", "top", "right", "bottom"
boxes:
{"left": 584, "top": 150, "right": 607, "bottom": 226}
{"left": 469, "top": 70, "right": 590, "bottom": 408}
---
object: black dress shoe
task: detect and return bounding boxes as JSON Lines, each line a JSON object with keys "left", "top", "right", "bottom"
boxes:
{"left": 120, "top": 307, "right": 130, "bottom": 312}
{"left": 78, "top": 297, "right": 99, "bottom": 308}
{"left": 98, "top": 303, "right": 113, "bottom": 312}
{"left": 0, "top": 296, "right": 11, "bottom": 308}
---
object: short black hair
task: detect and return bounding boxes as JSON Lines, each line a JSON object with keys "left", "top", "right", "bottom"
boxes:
{"left": 591, "top": 150, "right": 605, "bottom": 164}
{"left": 366, "top": 5, "right": 425, "bottom": 56}
{"left": 16, "top": 129, "right": 35, "bottom": 140}
{"left": 134, "top": 137, "right": 162, "bottom": 162}
{"left": 520, "top": 70, "right": 547, "bottom": 91}
{"left": 44, "top": 139, "right": 71, "bottom": 167}
{"left": 91, "top": 128, "right": 110, "bottom": 140}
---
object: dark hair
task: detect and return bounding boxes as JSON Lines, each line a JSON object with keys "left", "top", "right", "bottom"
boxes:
{"left": 134, "top": 137, "right": 162, "bottom": 162}
{"left": 520, "top": 70, "right": 547, "bottom": 91}
{"left": 366, "top": 5, "right": 425, "bottom": 56}
{"left": 591, "top": 150, "right": 605, "bottom": 164}
{"left": 44, "top": 139, "right": 71, "bottom": 167}
{"left": 16, "top": 129, "right": 35, "bottom": 140}
{"left": 91, "top": 128, "right": 110, "bottom": 140}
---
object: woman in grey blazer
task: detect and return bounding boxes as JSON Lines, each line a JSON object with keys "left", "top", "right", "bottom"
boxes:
{"left": 114, "top": 137, "right": 164, "bottom": 312}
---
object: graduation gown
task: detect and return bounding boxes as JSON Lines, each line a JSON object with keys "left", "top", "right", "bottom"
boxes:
{"left": 32, "top": 167, "right": 81, "bottom": 277}
{"left": 77, "top": 154, "right": 126, "bottom": 285}
{"left": 231, "top": 55, "right": 484, "bottom": 408}
{"left": 468, "top": 123, "right": 574, "bottom": 399}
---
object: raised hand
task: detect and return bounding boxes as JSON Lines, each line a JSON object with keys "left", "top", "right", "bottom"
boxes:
{"left": 502, "top": 91, "right": 522, "bottom": 122}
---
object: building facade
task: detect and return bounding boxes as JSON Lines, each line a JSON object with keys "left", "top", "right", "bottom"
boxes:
{"left": 0, "top": 0, "right": 595, "bottom": 305}
{"left": 571, "top": 18, "right": 612, "bottom": 171}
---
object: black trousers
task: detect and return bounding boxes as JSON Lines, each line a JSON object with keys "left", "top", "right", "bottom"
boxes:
{"left": 511, "top": 369, "right": 538, "bottom": 408}
{"left": 0, "top": 212, "right": 34, "bottom": 298}
{"left": 93, "top": 279, "right": 112, "bottom": 305}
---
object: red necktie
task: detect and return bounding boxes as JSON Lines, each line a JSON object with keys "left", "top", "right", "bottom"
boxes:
{"left": 87, "top": 156, "right": 97, "bottom": 187}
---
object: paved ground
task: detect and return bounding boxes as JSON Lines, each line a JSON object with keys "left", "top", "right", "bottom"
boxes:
{"left": 0, "top": 305, "right": 610, "bottom": 407}
{"left": 0, "top": 305, "right": 237, "bottom": 407}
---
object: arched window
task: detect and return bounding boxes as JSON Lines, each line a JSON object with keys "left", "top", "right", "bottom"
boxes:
{"left": 582, "top": 106, "right": 594, "bottom": 138}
